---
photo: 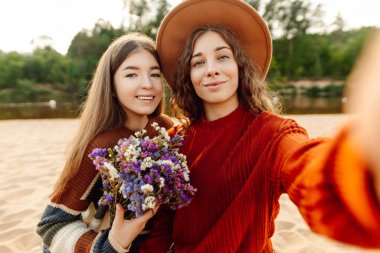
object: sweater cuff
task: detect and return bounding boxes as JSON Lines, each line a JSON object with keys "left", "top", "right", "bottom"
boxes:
{"left": 108, "top": 230, "right": 131, "bottom": 253}
{"left": 332, "top": 130, "right": 380, "bottom": 232}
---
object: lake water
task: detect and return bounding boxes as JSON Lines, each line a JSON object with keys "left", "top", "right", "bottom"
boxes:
{"left": 0, "top": 96, "right": 344, "bottom": 120}
{"left": 0, "top": 102, "right": 80, "bottom": 120}
{"left": 280, "top": 95, "right": 344, "bottom": 114}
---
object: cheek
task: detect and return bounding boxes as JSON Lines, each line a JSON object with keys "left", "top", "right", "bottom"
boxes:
{"left": 114, "top": 75, "right": 125, "bottom": 93}
{"left": 114, "top": 81, "right": 134, "bottom": 99}
{"left": 190, "top": 71, "right": 198, "bottom": 87}
{"left": 158, "top": 78, "right": 164, "bottom": 88}
{"left": 113, "top": 82, "right": 122, "bottom": 97}
{"left": 233, "top": 71, "right": 239, "bottom": 86}
{"left": 230, "top": 65, "right": 239, "bottom": 85}
{"left": 190, "top": 70, "right": 196, "bottom": 84}
{"left": 190, "top": 69, "right": 202, "bottom": 86}
{"left": 154, "top": 79, "right": 164, "bottom": 93}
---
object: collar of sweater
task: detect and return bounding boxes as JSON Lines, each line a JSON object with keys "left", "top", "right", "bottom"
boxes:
{"left": 195, "top": 104, "right": 247, "bottom": 130}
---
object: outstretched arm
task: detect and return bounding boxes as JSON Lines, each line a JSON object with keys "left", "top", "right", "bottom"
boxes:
{"left": 278, "top": 31, "right": 380, "bottom": 249}
{"left": 346, "top": 31, "right": 380, "bottom": 200}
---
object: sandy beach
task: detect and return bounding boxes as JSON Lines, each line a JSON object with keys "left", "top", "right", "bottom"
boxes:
{"left": 0, "top": 115, "right": 379, "bottom": 253}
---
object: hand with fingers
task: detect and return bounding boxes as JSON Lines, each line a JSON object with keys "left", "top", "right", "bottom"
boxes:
{"left": 346, "top": 31, "right": 380, "bottom": 199}
{"left": 108, "top": 204, "right": 160, "bottom": 252}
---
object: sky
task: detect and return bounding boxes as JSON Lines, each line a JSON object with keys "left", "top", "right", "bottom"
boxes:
{"left": 0, "top": 0, "right": 379, "bottom": 55}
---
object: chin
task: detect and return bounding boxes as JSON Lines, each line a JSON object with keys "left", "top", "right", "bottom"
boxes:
{"left": 205, "top": 98, "right": 229, "bottom": 104}
{"left": 137, "top": 108, "right": 157, "bottom": 116}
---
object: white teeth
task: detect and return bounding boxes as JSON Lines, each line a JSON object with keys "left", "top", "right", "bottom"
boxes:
{"left": 137, "top": 96, "right": 154, "bottom": 100}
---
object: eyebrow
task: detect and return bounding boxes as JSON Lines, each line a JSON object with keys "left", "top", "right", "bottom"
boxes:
{"left": 122, "top": 66, "right": 160, "bottom": 71}
{"left": 191, "top": 46, "right": 231, "bottom": 59}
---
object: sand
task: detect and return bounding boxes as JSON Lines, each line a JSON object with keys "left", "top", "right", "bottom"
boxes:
{"left": 0, "top": 115, "right": 379, "bottom": 253}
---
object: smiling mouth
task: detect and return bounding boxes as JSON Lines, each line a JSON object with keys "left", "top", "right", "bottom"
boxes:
{"left": 202, "top": 81, "right": 226, "bottom": 87}
{"left": 136, "top": 95, "right": 155, "bottom": 101}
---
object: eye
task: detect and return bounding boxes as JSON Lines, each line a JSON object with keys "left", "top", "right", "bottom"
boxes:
{"left": 125, "top": 73, "right": 137, "bottom": 78}
{"left": 218, "top": 55, "right": 230, "bottom": 61}
{"left": 191, "top": 60, "right": 204, "bottom": 68}
{"left": 150, "top": 72, "right": 161, "bottom": 78}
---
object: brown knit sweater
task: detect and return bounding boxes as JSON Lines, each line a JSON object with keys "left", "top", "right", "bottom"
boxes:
{"left": 37, "top": 114, "right": 173, "bottom": 253}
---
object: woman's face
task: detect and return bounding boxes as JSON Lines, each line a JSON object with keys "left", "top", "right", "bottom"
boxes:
{"left": 190, "top": 31, "right": 239, "bottom": 112}
{"left": 113, "top": 49, "right": 163, "bottom": 121}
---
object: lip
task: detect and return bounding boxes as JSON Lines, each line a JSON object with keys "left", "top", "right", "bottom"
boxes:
{"left": 202, "top": 80, "right": 226, "bottom": 87}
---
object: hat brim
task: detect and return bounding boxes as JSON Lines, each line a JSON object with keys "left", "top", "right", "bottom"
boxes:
{"left": 157, "top": 0, "right": 272, "bottom": 87}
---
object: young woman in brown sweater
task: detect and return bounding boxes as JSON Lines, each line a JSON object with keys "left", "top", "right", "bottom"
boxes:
{"left": 36, "top": 33, "right": 173, "bottom": 253}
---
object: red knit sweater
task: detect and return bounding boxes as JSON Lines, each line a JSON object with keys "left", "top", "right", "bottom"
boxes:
{"left": 141, "top": 105, "right": 380, "bottom": 252}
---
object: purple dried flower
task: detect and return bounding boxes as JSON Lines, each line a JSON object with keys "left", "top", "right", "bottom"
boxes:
{"left": 89, "top": 148, "right": 107, "bottom": 159}
{"left": 104, "top": 194, "right": 114, "bottom": 205}
{"left": 88, "top": 122, "right": 197, "bottom": 221}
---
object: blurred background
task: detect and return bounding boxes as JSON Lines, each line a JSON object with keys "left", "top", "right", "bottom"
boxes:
{"left": 2, "top": 2, "right": 380, "bottom": 253}
{"left": 0, "top": 0, "right": 379, "bottom": 120}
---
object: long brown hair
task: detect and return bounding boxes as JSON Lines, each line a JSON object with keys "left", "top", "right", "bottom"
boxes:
{"left": 171, "top": 24, "right": 276, "bottom": 124}
{"left": 52, "top": 33, "right": 163, "bottom": 196}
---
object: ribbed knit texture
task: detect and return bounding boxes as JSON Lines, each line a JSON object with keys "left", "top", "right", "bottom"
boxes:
{"left": 141, "top": 105, "right": 380, "bottom": 253}
{"left": 37, "top": 114, "right": 173, "bottom": 253}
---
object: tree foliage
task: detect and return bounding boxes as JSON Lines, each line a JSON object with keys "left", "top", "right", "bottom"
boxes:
{"left": 0, "top": 1, "right": 376, "bottom": 103}
{"left": 123, "top": 0, "right": 171, "bottom": 38}
{"left": 263, "top": 0, "right": 324, "bottom": 39}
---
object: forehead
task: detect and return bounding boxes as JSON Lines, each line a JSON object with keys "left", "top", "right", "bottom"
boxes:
{"left": 122, "top": 49, "right": 157, "bottom": 64}
{"left": 193, "top": 31, "right": 229, "bottom": 51}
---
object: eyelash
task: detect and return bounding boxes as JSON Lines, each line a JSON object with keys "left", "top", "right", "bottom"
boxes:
{"left": 125, "top": 73, "right": 161, "bottom": 78}
{"left": 192, "top": 61, "right": 204, "bottom": 67}
{"left": 126, "top": 73, "right": 137, "bottom": 78}
{"left": 151, "top": 73, "right": 161, "bottom": 78}
{"left": 192, "top": 55, "right": 230, "bottom": 67}
{"left": 218, "top": 55, "right": 229, "bottom": 61}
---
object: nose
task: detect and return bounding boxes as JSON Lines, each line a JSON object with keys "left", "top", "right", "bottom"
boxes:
{"left": 206, "top": 61, "right": 219, "bottom": 77}
{"left": 140, "top": 74, "right": 153, "bottom": 89}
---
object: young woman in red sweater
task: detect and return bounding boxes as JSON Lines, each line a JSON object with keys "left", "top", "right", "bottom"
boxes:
{"left": 36, "top": 33, "right": 173, "bottom": 253}
{"left": 141, "top": 0, "right": 380, "bottom": 252}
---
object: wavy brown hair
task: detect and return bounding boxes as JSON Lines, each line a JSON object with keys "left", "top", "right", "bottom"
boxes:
{"left": 52, "top": 33, "right": 164, "bottom": 196}
{"left": 170, "top": 24, "right": 276, "bottom": 125}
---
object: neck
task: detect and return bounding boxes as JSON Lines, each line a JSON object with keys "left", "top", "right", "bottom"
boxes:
{"left": 203, "top": 99, "right": 239, "bottom": 121}
{"left": 124, "top": 115, "right": 149, "bottom": 132}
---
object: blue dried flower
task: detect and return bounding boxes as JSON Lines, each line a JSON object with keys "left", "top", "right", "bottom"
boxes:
{"left": 89, "top": 122, "right": 197, "bottom": 222}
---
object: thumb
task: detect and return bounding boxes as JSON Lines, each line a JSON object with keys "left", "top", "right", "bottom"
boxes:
{"left": 113, "top": 204, "right": 125, "bottom": 226}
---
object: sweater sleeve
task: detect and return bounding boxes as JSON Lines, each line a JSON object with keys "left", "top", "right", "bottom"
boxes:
{"left": 278, "top": 124, "right": 380, "bottom": 248}
{"left": 36, "top": 140, "right": 119, "bottom": 253}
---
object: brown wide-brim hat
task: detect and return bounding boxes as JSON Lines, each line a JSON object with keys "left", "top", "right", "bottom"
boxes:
{"left": 157, "top": 0, "right": 272, "bottom": 88}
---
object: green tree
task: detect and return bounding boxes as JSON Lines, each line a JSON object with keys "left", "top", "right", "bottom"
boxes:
{"left": 264, "top": 0, "right": 325, "bottom": 79}
{"left": 28, "top": 47, "right": 65, "bottom": 84}
{"left": 246, "top": 0, "right": 262, "bottom": 11}
{"left": 123, "top": 0, "right": 171, "bottom": 39}
{"left": 124, "top": 0, "right": 150, "bottom": 31}
{"left": 332, "top": 13, "right": 345, "bottom": 33}
{"left": 0, "top": 52, "right": 25, "bottom": 88}
{"left": 145, "top": 0, "right": 171, "bottom": 39}
{"left": 67, "top": 20, "right": 125, "bottom": 99}
{"left": 263, "top": 0, "right": 324, "bottom": 39}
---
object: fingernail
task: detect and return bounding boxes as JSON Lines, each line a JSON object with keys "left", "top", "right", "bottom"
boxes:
{"left": 116, "top": 204, "right": 120, "bottom": 211}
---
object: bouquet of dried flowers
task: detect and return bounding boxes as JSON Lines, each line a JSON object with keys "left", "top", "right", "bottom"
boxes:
{"left": 89, "top": 122, "right": 196, "bottom": 223}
